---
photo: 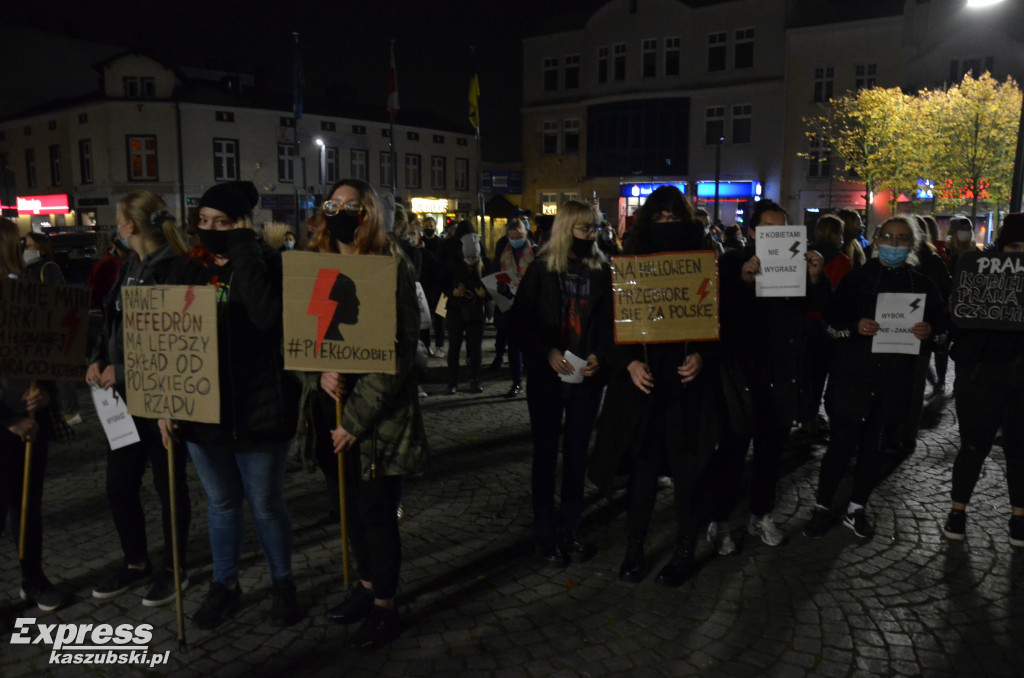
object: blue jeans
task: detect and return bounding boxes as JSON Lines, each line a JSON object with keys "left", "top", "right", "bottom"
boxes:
{"left": 187, "top": 440, "right": 293, "bottom": 584}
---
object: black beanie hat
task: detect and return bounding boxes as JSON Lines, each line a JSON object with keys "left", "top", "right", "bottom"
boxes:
{"left": 996, "top": 213, "right": 1024, "bottom": 251}
{"left": 198, "top": 181, "right": 259, "bottom": 221}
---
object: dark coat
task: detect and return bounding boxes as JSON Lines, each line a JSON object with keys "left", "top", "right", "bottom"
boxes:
{"left": 444, "top": 257, "right": 489, "bottom": 324}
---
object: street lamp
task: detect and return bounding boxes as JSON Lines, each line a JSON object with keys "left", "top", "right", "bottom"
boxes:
{"left": 314, "top": 137, "right": 326, "bottom": 202}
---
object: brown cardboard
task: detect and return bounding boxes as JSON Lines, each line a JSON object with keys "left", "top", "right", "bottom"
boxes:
{"left": 123, "top": 285, "right": 221, "bottom": 423}
{"left": 0, "top": 279, "right": 91, "bottom": 381}
{"left": 611, "top": 252, "right": 720, "bottom": 344}
{"left": 282, "top": 250, "right": 398, "bottom": 374}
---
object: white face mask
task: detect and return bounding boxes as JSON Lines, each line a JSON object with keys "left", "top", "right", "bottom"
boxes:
{"left": 956, "top": 230, "right": 973, "bottom": 243}
{"left": 22, "top": 250, "right": 41, "bottom": 265}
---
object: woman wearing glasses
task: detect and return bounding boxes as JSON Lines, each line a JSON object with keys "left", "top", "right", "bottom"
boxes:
{"left": 590, "top": 185, "right": 720, "bottom": 587}
{"left": 511, "top": 200, "right": 612, "bottom": 564}
{"left": 311, "top": 179, "right": 426, "bottom": 649}
{"left": 804, "top": 215, "right": 945, "bottom": 540}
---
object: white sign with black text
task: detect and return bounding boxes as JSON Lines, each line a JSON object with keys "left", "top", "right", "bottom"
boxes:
{"left": 91, "top": 386, "right": 140, "bottom": 450}
{"left": 872, "top": 292, "right": 926, "bottom": 355}
{"left": 755, "top": 225, "right": 806, "bottom": 297}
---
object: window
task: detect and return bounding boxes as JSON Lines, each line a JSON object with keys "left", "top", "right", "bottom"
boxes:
{"left": 48, "top": 145, "right": 61, "bottom": 186}
{"left": 855, "top": 63, "right": 877, "bottom": 90}
{"left": 430, "top": 156, "right": 446, "bottom": 190}
{"left": 78, "top": 139, "right": 93, "bottom": 184}
{"left": 213, "top": 138, "right": 239, "bottom": 181}
{"left": 613, "top": 43, "right": 627, "bottom": 81}
{"left": 564, "top": 54, "right": 580, "bottom": 89}
{"left": 379, "top": 151, "right": 393, "bottom": 187}
{"left": 586, "top": 98, "right": 691, "bottom": 177}
{"left": 597, "top": 46, "right": 609, "bottom": 84}
{"left": 381, "top": 128, "right": 391, "bottom": 138}
{"left": 542, "top": 120, "right": 559, "bottom": 155}
{"left": 705, "top": 107, "right": 725, "bottom": 145}
{"left": 433, "top": 134, "right": 445, "bottom": 143}
{"left": 352, "top": 124, "right": 366, "bottom": 134}
{"left": 405, "top": 154, "right": 421, "bottom": 189}
{"left": 808, "top": 136, "right": 830, "bottom": 178}
{"left": 78, "top": 113, "right": 88, "bottom": 124}
{"left": 455, "top": 158, "right": 469, "bottom": 191}
{"left": 215, "top": 111, "right": 234, "bottom": 122}
{"left": 141, "top": 77, "right": 155, "bottom": 98}
{"left": 123, "top": 77, "right": 139, "bottom": 98}
{"left": 48, "top": 120, "right": 57, "bottom": 131}
{"left": 325, "top": 147, "right": 338, "bottom": 184}
{"left": 126, "top": 135, "right": 158, "bottom": 181}
{"left": 563, "top": 119, "right": 580, "bottom": 154}
{"left": 25, "top": 149, "right": 36, "bottom": 188}
{"left": 457, "top": 137, "right": 468, "bottom": 147}
{"left": 734, "top": 28, "right": 754, "bottom": 69}
{"left": 950, "top": 57, "right": 993, "bottom": 81}
{"left": 813, "top": 66, "right": 834, "bottom": 102}
{"left": 277, "top": 143, "right": 294, "bottom": 183}
{"left": 407, "top": 131, "right": 419, "bottom": 141}
{"left": 540, "top": 193, "right": 558, "bottom": 214}
{"left": 351, "top": 149, "right": 368, "bottom": 182}
{"left": 561, "top": 192, "right": 579, "bottom": 203}
{"left": 321, "top": 121, "right": 336, "bottom": 131}
{"left": 708, "top": 32, "right": 727, "bottom": 72}
{"left": 665, "top": 37, "right": 681, "bottom": 76}
{"left": 280, "top": 117, "right": 295, "bottom": 128}
{"left": 642, "top": 39, "right": 657, "bottom": 78}
{"left": 732, "top": 104, "right": 752, "bottom": 144}
{"left": 543, "top": 57, "right": 559, "bottom": 91}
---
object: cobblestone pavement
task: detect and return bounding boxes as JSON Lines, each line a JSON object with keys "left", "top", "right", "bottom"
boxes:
{"left": 3, "top": 340, "right": 1024, "bottom": 677}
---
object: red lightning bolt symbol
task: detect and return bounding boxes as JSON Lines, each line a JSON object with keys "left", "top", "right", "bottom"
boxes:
{"left": 60, "top": 306, "right": 80, "bottom": 355}
{"left": 182, "top": 285, "right": 196, "bottom": 315}
{"left": 307, "top": 268, "right": 340, "bottom": 353}
{"left": 697, "top": 278, "right": 711, "bottom": 304}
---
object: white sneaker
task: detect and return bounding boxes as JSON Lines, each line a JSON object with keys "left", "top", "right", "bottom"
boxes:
{"left": 432, "top": 347, "right": 446, "bottom": 359}
{"left": 719, "top": 532, "right": 737, "bottom": 556}
{"left": 418, "top": 387, "right": 428, "bottom": 398}
{"left": 748, "top": 514, "right": 786, "bottom": 546}
{"left": 706, "top": 521, "right": 737, "bottom": 556}
{"left": 656, "top": 476, "right": 673, "bottom": 489}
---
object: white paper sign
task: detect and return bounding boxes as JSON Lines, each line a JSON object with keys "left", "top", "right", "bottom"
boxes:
{"left": 91, "top": 386, "right": 141, "bottom": 450}
{"left": 482, "top": 271, "right": 520, "bottom": 313}
{"left": 558, "top": 350, "right": 589, "bottom": 384}
{"left": 872, "top": 292, "right": 926, "bottom": 355}
{"left": 755, "top": 225, "right": 807, "bottom": 297}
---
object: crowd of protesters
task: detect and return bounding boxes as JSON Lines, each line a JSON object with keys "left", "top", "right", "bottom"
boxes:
{"left": 4, "top": 177, "right": 1024, "bottom": 651}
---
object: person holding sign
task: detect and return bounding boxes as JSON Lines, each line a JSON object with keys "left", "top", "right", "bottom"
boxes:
{"left": 443, "top": 231, "right": 489, "bottom": 394}
{"left": 0, "top": 218, "right": 64, "bottom": 613}
{"left": 161, "top": 181, "right": 301, "bottom": 629}
{"left": 944, "top": 213, "right": 1024, "bottom": 547}
{"left": 590, "top": 186, "right": 718, "bottom": 586}
{"left": 512, "top": 200, "right": 611, "bottom": 566}
{"left": 804, "top": 215, "right": 945, "bottom": 540}
{"left": 86, "top": 190, "right": 193, "bottom": 608}
{"left": 489, "top": 218, "right": 536, "bottom": 397}
{"left": 703, "top": 201, "right": 827, "bottom": 555}
{"left": 313, "top": 179, "right": 426, "bottom": 649}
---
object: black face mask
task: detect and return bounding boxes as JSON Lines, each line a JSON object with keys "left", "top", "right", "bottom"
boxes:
{"left": 422, "top": 228, "right": 436, "bottom": 239}
{"left": 325, "top": 212, "right": 360, "bottom": 244}
{"left": 571, "top": 236, "right": 594, "bottom": 259}
{"left": 198, "top": 229, "right": 232, "bottom": 255}
{"left": 646, "top": 220, "right": 705, "bottom": 253}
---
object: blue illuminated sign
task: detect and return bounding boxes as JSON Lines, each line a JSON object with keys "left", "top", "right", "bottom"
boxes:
{"left": 619, "top": 182, "right": 687, "bottom": 198}
{"left": 696, "top": 181, "right": 756, "bottom": 199}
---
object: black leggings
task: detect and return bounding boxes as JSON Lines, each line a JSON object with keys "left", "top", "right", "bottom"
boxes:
{"left": 344, "top": 445, "right": 402, "bottom": 600}
{"left": 816, "top": 401, "right": 894, "bottom": 508}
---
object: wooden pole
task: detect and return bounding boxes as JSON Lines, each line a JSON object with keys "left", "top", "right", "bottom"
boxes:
{"left": 336, "top": 400, "right": 350, "bottom": 585}
{"left": 18, "top": 380, "right": 37, "bottom": 560}
{"left": 167, "top": 435, "right": 187, "bottom": 651}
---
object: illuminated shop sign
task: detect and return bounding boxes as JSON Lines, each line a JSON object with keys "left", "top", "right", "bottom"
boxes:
{"left": 695, "top": 181, "right": 759, "bottom": 199}
{"left": 410, "top": 198, "right": 449, "bottom": 214}
{"left": 619, "top": 182, "right": 687, "bottom": 198}
{"left": 17, "top": 194, "right": 70, "bottom": 215}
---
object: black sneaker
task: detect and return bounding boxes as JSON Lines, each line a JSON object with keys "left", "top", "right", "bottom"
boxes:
{"left": 93, "top": 562, "right": 152, "bottom": 599}
{"left": 20, "top": 577, "right": 63, "bottom": 612}
{"left": 350, "top": 606, "right": 400, "bottom": 649}
{"left": 193, "top": 581, "right": 242, "bottom": 630}
{"left": 943, "top": 509, "right": 966, "bottom": 541}
{"left": 327, "top": 585, "right": 375, "bottom": 625}
{"left": 1010, "top": 515, "right": 1024, "bottom": 548}
{"left": 560, "top": 533, "right": 596, "bottom": 563}
{"left": 843, "top": 508, "right": 875, "bottom": 539}
{"left": 539, "top": 542, "right": 568, "bottom": 567}
{"left": 803, "top": 506, "right": 834, "bottom": 539}
{"left": 445, "top": 384, "right": 458, "bottom": 395}
{"left": 142, "top": 569, "right": 189, "bottom": 607}
{"left": 469, "top": 381, "right": 484, "bottom": 394}
{"left": 504, "top": 383, "right": 522, "bottom": 398}
{"left": 270, "top": 578, "right": 301, "bottom": 627}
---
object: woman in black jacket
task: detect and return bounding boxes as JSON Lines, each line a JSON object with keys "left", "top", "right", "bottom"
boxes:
{"left": 444, "top": 232, "right": 489, "bottom": 394}
{"left": 160, "top": 181, "right": 299, "bottom": 629}
{"left": 943, "top": 213, "right": 1024, "bottom": 547}
{"left": 86, "top": 189, "right": 192, "bottom": 607}
{"left": 804, "top": 215, "right": 945, "bottom": 540}
{"left": 512, "top": 199, "right": 611, "bottom": 564}
{"left": 590, "top": 186, "right": 720, "bottom": 586}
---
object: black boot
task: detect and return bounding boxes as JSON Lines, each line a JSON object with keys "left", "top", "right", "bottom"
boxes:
{"left": 656, "top": 533, "right": 697, "bottom": 588}
{"left": 618, "top": 531, "right": 647, "bottom": 582}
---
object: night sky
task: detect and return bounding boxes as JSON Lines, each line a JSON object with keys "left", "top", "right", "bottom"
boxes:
{"left": 4, "top": 0, "right": 613, "bottom": 162}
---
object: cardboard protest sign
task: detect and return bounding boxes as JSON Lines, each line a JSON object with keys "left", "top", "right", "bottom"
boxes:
{"left": 91, "top": 385, "right": 140, "bottom": 450}
{"left": 951, "top": 250, "right": 1024, "bottom": 331}
{"left": 282, "top": 251, "right": 397, "bottom": 374}
{"left": 872, "top": 292, "right": 925, "bottom": 355}
{"left": 123, "top": 285, "right": 220, "bottom": 423}
{"left": 482, "top": 271, "right": 519, "bottom": 313}
{"left": 0, "top": 279, "right": 90, "bottom": 381}
{"left": 755, "top": 225, "right": 806, "bottom": 297}
{"left": 611, "top": 252, "right": 719, "bottom": 344}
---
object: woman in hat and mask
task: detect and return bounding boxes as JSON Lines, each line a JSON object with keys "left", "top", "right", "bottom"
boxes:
{"left": 160, "top": 181, "right": 300, "bottom": 630}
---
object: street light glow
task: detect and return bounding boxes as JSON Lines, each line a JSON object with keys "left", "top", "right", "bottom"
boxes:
{"left": 314, "top": 137, "right": 325, "bottom": 147}
{"left": 966, "top": 0, "right": 1005, "bottom": 7}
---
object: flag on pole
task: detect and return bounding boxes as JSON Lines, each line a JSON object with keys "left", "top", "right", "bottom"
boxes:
{"left": 468, "top": 70, "right": 480, "bottom": 130}
{"left": 388, "top": 41, "right": 400, "bottom": 122}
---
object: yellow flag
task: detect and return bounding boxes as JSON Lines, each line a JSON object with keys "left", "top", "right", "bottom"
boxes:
{"left": 468, "top": 72, "right": 480, "bottom": 130}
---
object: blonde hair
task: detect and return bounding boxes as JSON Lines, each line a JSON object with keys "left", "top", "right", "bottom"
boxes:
{"left": 120, "top": 189, "right": 189, "bottom": 255}
{"left": 538, "top": 200, "right": 606, "bottom": 274}
{"left": 262, "top": 221, "right": 292, "bottom": 250}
